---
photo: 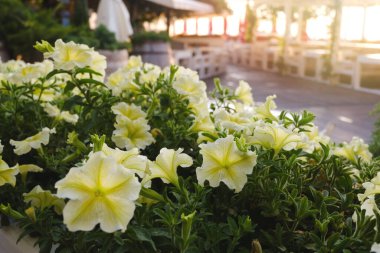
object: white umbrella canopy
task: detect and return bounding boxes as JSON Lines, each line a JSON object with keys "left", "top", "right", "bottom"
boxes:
{"left": 96, "top": 0, "right": 134, "bottom": 42}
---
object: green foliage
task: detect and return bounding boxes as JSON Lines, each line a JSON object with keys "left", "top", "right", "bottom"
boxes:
{"left": 244, "top": 4, "right": 255, "bottom": 43}
{"left": 370, "top": 104, "right": 380, "bottom": 157}
{"left": 71, "top": 0, "right": 88, "bottom": 26}
{"left": 0, "top": 42, "right": 378, "bottom": 253}
{"left": 65, "top": 25, "right": 131, "bottom": 51}
{"left": 0, "top": 0, "right": 69, "bottom": 62}
{"left": 132, "top": 31, "right": 170, "bottom": 45}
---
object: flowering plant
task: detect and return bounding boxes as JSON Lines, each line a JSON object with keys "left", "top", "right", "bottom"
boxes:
{"left": 0, "top": 39, "right": 379, "bottom": 253}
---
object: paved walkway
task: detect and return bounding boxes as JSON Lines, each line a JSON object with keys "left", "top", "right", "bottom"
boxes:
{"left": 205, "top": 65, "right": 380, "bottom": 143}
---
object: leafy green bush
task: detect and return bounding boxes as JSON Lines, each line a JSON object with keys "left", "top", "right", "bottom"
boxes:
{"left": 370, "top": 104, "right": 380, "bottom": 157}
{"left": 0, "top": 40, "right": 378, "bottom": 253}
{"left": 65, "top": 25, "right": 132, "bottom": 51}
{"left": 0, "top": 0, "right": 70, "bottom": 62}
{"left": 131, "top": 31, "right": 170, "bottom": 45}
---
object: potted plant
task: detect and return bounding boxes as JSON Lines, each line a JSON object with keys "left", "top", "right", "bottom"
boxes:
{"left": 0, "top": 39, "right": 379, "bottom": 253}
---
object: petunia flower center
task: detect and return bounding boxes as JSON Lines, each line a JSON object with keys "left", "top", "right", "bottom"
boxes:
{"left": 94, "top": 189, "right": 104, "bottom": 197}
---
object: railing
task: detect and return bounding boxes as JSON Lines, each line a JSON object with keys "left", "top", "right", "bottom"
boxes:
{"left": 173, "top": 47, "right": 227, "bottom": 79}
{"left": 244, "top": 41, "right": 380, "bottom": 95}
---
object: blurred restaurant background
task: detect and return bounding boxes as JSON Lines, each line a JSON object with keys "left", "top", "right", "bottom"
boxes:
{"left": 1, "top": 0, "right": 380, "bottom": 94}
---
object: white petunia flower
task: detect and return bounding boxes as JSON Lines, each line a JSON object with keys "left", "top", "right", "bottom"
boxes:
{"left": 0, "top": 158, "right": 19, "bottom": 187}
{"left": 248, "top": 122, "right": 302, "bottom": 155}
{"left": 371, "top": 242, "right": 380, "bottom": 253}
{"left": 24, "top": 185, "right": 65, "bottom": 214}
{"left": 10, "top": 60, "right": 53, "bottom": 84}
{"left": 100, "top": 144, "right": 148, "bottom": 178}
{"left": 48, "top": 39, "right": 93, "bottom": 70}
{"left": 142, "top": 148, "right": 193, "bottom": 187}
{"left": 55, "top": 152, "right": 141, "bottom": 233}
{"left": 334, "top": 136, "right": 372, "bottom": 164}
{"left": 358, "top": 172, "right": 380, "bottom": 203}
{"left": 172, "top": 66, "right": 207, "bottom": 103}
{"left": 213, "top": 108, "right": 253, "bottom": 134}
{"left": 111, "top": 102, "right": 147, "bottom": 122}
{"left": 10, "top": 128, "right": 56, "bottom": 155}
{"left": 43, "top": 103, "right": 79, "bottom": 125}
{"left": 112, "top": 118, "right": 155, "bottom": 150}
{"left": 254, "top": 95, "right": 278, "bottom": 122}
{"left": 235, "top": 80, "right": 254, "bottom": 105}
{"left": 196, "top": 135, "right": 257, "bottom": 193}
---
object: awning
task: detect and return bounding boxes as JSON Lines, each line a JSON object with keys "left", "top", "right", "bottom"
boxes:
{"left": 254, "top": 0, "right": 380, "bottom": 7}
{"left": 145, "top": 0, "right": 214, "bottom": 13}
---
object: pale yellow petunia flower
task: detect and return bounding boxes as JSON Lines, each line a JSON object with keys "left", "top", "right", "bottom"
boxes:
{"left": 0, "top": 158, "right": 19, "bottom": 187}
{"left": 55, "top": 152, "right": 141, "bottom": 233}
{"left": 171, "top": 66, "right": 207, "bottom": 103}
{"left": 124, "top": 56, "right": 143, "bottom": 71}
{"left": 10, "top": 128, "right": 56, "bottom": 155}
{"left": 47, "top": 39, "right": 92, "bottom": 70}
{"left": 235, "top": 80, "right": 254, "bottom": 105}
{"left": 112, "top": 118, "right": 155, "bottom": 150}
{"left": 100, "top": 144, "right": 148, "bottom": 178}
{"left": 249, "top": 122, "right": 302, "bottom": 155}
{"left": 334, "top": 136, "right": 372, "bottom": 164}
{"left": 142, "top": 148, "right": 193, "bottom": 187}
{"left": 358, "top": 172, "right": 380, "bottom": 202}
{"left": 254, "top": 95, "right": 278, "bottom": 122}
{"left": 43, "top": 103, "right": 79, "bottom": 125}
{"left": 23, "top": 185, "right": 65, "bottom": 214}
{"left": 296, "top": 124, "right": 331, "bottom": 153}
{"left": 213, "top": 108, "right": 253, "bottom": 134}
{"left": 139, "top": 63, "right": 161, "bottom": 84}
{"left": 196, "top": 135, "right": 257, "bottom": 193}
{"left": 14, "top": 164, "right": 43, "bottom": 175}
{"left": 10, "top": 60, "right": 53, "bottom": 84}
{"left": 111, "top": 102, "right": 147, "bottom": 122}
{"left": 352, "top": 196, "right": 380, "bottom": 223}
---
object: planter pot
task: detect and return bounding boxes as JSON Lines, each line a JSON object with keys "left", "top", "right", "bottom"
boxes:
{"left": 0, "top": 225, "right": 38, "bottom": 253}
{"left": 99, "top": 49, "right": 129, "bottom": 75}
{"left": 133, "top": 41, "right": 174, "bottom": 68}
{"left": 0, "top": 41, "right": 10, "bottom": 62}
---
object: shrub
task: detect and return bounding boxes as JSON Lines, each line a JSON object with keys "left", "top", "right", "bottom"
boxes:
{"left": 131, "top": 31, "right": 171, "bottom": 45}
{"left": 0, "top": 0, "right": 70, "bottom": 62}
{"left": 0, "top": 40, "right": 378, "bottom": 253}
{"left": 370, "top": 104, "right": 380, "bottom": 157}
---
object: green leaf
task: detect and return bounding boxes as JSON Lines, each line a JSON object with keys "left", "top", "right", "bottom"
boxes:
{"left": 63, "top": 81, "right": 76, "bottom": 94}
{"left": 46, "top": 69, "right": 69, "bottom": 80}
{"left": 131, "top": 226, "right": 157, "bottom": 251}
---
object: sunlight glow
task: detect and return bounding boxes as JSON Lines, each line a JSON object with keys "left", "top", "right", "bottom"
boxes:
{"left": 341, "top": 7, "right": 364, "bottom": 41}
{"left": 170, "top": 1, "right": 380, "bottom": 42}
{"left": 212, "top": 16, "right": 225, "bottom": 35}
{"left": 365, "top": 6, "right": 380, "bottom": 41}
{"left": 186, "top": 18, "right": 197, "bottom": 35}
{"left": 197, "top": 17, "right": 210, "bottom": 36}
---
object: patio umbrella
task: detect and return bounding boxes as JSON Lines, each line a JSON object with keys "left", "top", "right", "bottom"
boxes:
{"left": 96, "top": 0, "right": 134, "bottom": 42}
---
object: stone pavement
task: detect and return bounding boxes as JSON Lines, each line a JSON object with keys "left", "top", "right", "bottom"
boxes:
{"left": 205, "top": 65, "right": 380, "bottom": 143}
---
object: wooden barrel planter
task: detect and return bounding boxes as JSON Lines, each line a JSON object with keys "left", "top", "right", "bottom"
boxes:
{"left": 99, "top": 49, "right": 129, "bottom": 75}
{"left": 133, "top": 41, "right": 174, "bottom": 68}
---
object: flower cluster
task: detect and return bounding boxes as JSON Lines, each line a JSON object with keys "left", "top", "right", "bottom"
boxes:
{"left": 0, "top": 39, "right": 377, "bottom": 253}
{"left": 111, "top": 102, "right": 155, "bottom": 150}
